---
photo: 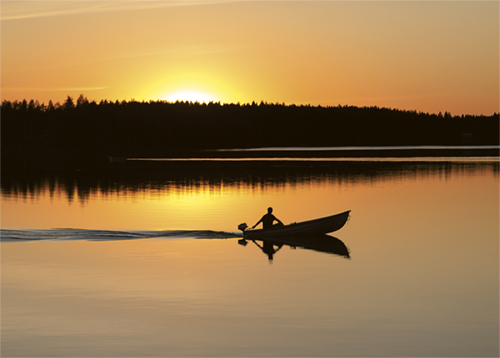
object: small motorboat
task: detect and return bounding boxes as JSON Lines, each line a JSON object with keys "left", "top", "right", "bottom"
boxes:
{"left": 239, "top": 210, "right": 351, "bottom": 239}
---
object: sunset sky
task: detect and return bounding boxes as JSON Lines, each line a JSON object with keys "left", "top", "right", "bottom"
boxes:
{"left": 2, "top": 0, "right": 498, "bottom": 115}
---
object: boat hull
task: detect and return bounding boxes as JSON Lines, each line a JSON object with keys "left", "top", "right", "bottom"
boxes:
{"left": 244, "top": 210, "right": 350, "bottom": 239}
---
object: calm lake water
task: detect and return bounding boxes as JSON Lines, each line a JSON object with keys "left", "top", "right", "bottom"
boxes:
{"left": 1, "top": 157, "right": 499, "bottom": 357}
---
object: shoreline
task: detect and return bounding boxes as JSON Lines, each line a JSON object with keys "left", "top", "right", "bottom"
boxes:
{"left": 3, "top": 146, "right": 499, "bottom": 172}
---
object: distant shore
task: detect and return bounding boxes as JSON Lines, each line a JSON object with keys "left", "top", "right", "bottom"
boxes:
{"left": 2, "top": 99, "right": 498, "bottom": 171}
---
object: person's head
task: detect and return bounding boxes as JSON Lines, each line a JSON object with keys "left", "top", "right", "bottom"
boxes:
{"left": 267, "top": 207, "right": 273, "bottom": 214}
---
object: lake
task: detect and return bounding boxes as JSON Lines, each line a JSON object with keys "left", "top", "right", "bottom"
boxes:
{"left": 1, "top": 156, "right": 499, "bottom": 357}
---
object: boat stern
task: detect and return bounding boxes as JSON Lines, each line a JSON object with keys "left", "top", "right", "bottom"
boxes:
{"left": 238, "top": 223, "right": 248, "bottom": 238}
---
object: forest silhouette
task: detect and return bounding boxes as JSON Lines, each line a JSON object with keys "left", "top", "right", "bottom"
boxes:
{"left": 2, "top": 95, "right": 499, "bottom": 170}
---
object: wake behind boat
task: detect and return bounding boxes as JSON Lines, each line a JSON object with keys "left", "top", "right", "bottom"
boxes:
{"left": 239, "top": 210, "right": 351, "bottom": 239}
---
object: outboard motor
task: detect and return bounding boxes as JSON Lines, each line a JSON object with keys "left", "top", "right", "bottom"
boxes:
{"left": 238, "top": 223, "right": 248, "bottom": 245}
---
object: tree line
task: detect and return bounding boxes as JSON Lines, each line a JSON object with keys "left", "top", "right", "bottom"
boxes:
{"left": 2, "top": 95, "right": 498, "bottom": 169}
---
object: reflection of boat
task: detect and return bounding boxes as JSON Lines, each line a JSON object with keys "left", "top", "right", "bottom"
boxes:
{"left": 239, "top": 234, "right": 350, "bottom": 259}
{"left": 240, "top": 211, "right": 350, "bottom": 239}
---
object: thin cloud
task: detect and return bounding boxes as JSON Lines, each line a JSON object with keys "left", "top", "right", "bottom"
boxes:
{"left": 4, "top": 86, "right": 109, "bottom": 92}
{"left": 1, "top": 1, "right": 235, "bottom": 21}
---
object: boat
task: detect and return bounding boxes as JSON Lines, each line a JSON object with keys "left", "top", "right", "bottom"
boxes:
{"left": 239, "top": 210, "right": 351, "bottom": 239}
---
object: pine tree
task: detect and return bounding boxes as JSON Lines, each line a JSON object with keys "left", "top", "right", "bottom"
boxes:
{"left": 63, "top": 96, "right": 75, "bottom": 110}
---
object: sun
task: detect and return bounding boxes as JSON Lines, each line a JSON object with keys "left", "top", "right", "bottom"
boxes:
{"left": 163, "top": 90, "right": 218, "bottom": 103}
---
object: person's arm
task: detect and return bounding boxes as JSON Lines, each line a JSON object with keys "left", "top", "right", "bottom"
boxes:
{"left": 252, "top": 216, "right": 263, "bottom": 229}
{"left": 274, "top": 215, "right": 283, "bottom": 225}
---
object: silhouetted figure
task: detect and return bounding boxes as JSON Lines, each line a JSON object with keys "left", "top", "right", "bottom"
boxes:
{"left": 252, "top": 240, "right": 283, "bottom": 262}
{"left": 252, "top": 207, "right": 283, "bottom": 229}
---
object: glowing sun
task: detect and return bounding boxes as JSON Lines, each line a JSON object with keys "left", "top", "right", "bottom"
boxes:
{"left": 163, "top": 90, "right": 218, "bottom": 103}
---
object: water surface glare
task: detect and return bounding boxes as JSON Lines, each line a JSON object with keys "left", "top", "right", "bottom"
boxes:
{"left": 1, "top": 161, "right": 498, "bottom": 357}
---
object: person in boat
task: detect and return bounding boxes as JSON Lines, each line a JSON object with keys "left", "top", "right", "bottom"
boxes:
{"left": 252, "top": 207, "right": 284, "bottom": 229}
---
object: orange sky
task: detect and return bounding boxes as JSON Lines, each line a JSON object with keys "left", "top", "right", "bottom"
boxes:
{"left": 1, "top": 1, "right": 498, "bottom": 115}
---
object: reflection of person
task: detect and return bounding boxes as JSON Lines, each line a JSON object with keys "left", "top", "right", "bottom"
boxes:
{"left": 252, "top": 207, "right": 283, "bottom": 229}
{"left": 252, "top": 240, "right": 283, "bottom": 261}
